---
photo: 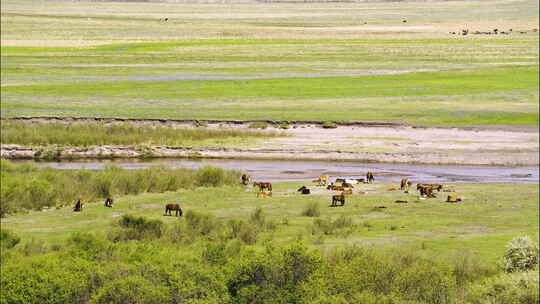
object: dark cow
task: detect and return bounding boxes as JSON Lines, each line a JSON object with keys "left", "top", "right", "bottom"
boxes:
{"left": 366, "top": 172, "right": 374, "bottom": 183}
{"left": 104, "top": 196, "right": 113, "bottom": 208}
{"left": 241, "top": 174, "right": 251, "bottom": 185}
{"left": 331, "top": 194, "right": 345, "bottom": 207}
{"left": 73, "top": 199, "right": 83, "bottom": 212}
{"left": 164, "top": 204, "right": 183, "bottom": 216}
{"left": 297, "top": 186, "right": 311, "bottom": 195}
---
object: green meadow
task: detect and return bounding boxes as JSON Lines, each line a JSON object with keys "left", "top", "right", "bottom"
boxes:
{"left": 1, "top": 0, "right": 539, "bottom": 125}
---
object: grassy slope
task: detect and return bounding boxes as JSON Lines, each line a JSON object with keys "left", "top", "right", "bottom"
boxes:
{"left": 1, "top": 0, "right": 539, "bottom": 125}
{"left": 2, "top": 182, "right": 538, "bottom": 264}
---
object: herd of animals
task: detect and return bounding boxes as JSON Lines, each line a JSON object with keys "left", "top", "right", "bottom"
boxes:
{"left": 451, "top": 28, "right": 538, "bottom": 35}
{"left": 71, "top": 172, "right": 461, "bottom": 216}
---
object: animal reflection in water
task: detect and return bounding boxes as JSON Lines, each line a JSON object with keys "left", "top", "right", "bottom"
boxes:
{"left": 164, "top": 204, "right": 183, "bottom": 216}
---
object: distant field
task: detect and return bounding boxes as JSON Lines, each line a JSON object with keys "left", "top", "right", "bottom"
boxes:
{"left": 1, "top": 0, "right": 539, "bottom": 125}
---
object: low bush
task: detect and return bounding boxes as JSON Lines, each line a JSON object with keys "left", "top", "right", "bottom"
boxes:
{"left": 467, "top": 270, "right": 539, "bottom": 304}
{"left": 502, "top": 235, "right": 539, "bottom": 273}
{"left": 0, "top": 229, "right": 21, "bottom": 249}
{"left": 109, "top": 215, "right": 164, "bottom": 241}
{"left": 322, "top": 121, "right": 338, "bottom": 129}
{"left": 312, "top": 216, "right": 356, "bottom": 236}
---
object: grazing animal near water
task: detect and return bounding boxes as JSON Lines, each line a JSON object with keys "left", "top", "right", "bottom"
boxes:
{"left": 104, "top": 196, "right": 114, "bottom": 208}
{"left": 297, "top": 186, "right": 311, "bottom": 195}
{"left": 366, "top": 172, "right": 374, "bottom": 183}
{"left": 253, "top": 182, "right": 272, "bottom": 192}
{"left": 314, "top": 175, "right": 329, "bottom": 186}
{"left": 462, "top": 29, "right": 469, "bottom": 35}
{"left": 355, "top": 178, "right": 366, "bottom": 183}
{"left": 400, "top": 178, "right": 412, "bottom": 191}
{"left": 73, "top": 199, "right": 83, "bottom": 212}
{"left": 241, "top": 174, "right": 251, "bottom": 185}
{"left": 164, "top": 204, "right": 183, "bottom": 216}
{"left": 493, "top": 28, "right": 498, "bottom": 34}
{"left": 417, "top": 185, "right": 437, "bottom": 198}
{"left": 331, "top": 194, "right": 345, "bottom": 207}
{"left": 417, "top": 183, "right": 443, "bottom": 192}
{"left": 335, "top": 178, "right": 346, "bottom": 184}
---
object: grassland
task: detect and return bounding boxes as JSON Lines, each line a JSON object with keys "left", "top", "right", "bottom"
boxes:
{"left": 3, "top": 176, "right": 537, "bottom": 265}
{"left": 0, "top": 120, "right": 279, "bottom": 148}
{"left": 1, "top": 0, "right": 538, "bottom": 125}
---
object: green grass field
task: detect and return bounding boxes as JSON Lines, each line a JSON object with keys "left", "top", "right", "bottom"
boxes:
{"left": 1, "top": 0, "right": 538, "bottom": 125}
{"left": 3, "top": 181, "right": 538, "bottom": 265}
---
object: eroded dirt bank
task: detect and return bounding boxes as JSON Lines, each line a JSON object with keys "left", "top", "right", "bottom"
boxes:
{"left": 1, "top": 117, "right": 538, "bottom": 166}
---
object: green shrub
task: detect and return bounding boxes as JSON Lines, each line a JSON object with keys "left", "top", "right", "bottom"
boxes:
{"left": 467, "top": 270, "right": 539, "bottom": 304}
{"left": 502, "top": 235, "right": 539, "bottom": 273}
{"left": 196, "top": 166, "right": 227, "bottom": 187}
{"left": 302, "top": 202, "right": 321, "bottom": 217}
{"left": 322, "top": 121, "right": 338, "bottom": 129}
{"left": 0, "top": 229, "right": 21, "bottom": 249}
{"left": 185, "top": 210, "right": 219, "bottom": 237}
{"left": 89, "top": 276, "right": 171, "bottom": 304}
{"left": 248, "top": 122, "right": 268, "bottom": 129}
{"left": 312, "top": 216, "right": 355, "bottom": 236}
{"left": 109, "top": 215, "right": 164, "bottom": 241}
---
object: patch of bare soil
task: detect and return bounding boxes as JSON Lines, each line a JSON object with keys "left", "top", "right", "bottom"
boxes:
{"left": 1, "top": 117, "right": 538, "bottom": 166}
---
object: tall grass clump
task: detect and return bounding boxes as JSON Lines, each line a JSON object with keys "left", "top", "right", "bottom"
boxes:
{"left": 301, "top": 202, "right": 320, "bottom": 217}
{"left": 502, "top": 235, "right": 539, "bottom": 273}
{"left": 0, "top": 160, "right": 239, "bottom": 217}
{"left": 0, "top": 229, "right": 21, "bottom": 250}
{"left": 0, "top": 120, "right": 279, "bottom": 147}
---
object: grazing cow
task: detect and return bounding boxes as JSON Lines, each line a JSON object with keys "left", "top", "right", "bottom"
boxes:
{"left": 417, "top": 185, "right": 437, "bottom": 198}
{"left": 104, "top": 196, "right": 114, "bottom": 208}
{"left": 257, "top": 190, "right": 272, "bottom": 198}
{"left": 400, "top": 178, "right": 412, "bottom": 191}
{"left": 342, "top": 189, "right": 353, "bottom": 195}
{"left": 164, "top": 204, "right": 183, "bottom": 216}
{"left": 253, "top": 182, "right": 272, "bottom": 192}
{"left": 446, "top": 195, "right": 462, "bottom": 203}
{"left": 297, "top": 186, "right": 311, "bottom": 195}
{"left": 73, "top": 199, "right": 83, "bottom": 212}
{"left": 241, "top": 174, "right": 251, "bottom": 185}
{"left": 366, "top": 172, "right": 374, "bottom": 183}
{"left": 331, "top": 194, "right": 345, "bottom": 207}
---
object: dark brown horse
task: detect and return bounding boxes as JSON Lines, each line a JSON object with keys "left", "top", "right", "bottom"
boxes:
{"left": 253, "top": 182, "right": 272, "bottom": 192}
{"left": 104, "top": 196, "right": 114, "bottom": 208}
{"left": 366, "top": 172, "right": 375, "bottom": 183}
{"left": 164, "top": 204, "right": 183, "bottom": 216}
{"left": 73, "top": 199, "right": 83, "bottom": 212}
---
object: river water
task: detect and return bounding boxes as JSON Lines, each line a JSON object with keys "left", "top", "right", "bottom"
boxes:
{"left": 13, "top": 159, "right": 539, "bottom": 184}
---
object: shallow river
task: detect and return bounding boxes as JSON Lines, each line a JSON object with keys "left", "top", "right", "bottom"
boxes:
{"left": 14, "top": 159, "right": 539, "bottom": 184}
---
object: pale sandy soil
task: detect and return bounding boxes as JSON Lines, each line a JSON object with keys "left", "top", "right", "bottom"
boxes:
{"left": 1, "top": 118, "right": 538, "bottom": 165}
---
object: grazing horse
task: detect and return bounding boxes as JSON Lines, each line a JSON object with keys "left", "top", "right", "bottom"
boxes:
{"left": 73, "top": 199, "right": 83, "bottom": 212}
{"left": 417, "top": 185, "right": 436, "bottom": 198}
{"left": 297, "top": 186, "right": 311, "bottom": 195}
{"left": 253, "top": 182, "right": 272, "bottom": 192}
{"left": 104, "top": 196, "right": 114, "bottom": 208}
{"left": 241, "top": 174, "right": 251, "bottom": 185}
{"left": 331, "top": 194, "right": 345, "bottom": 207}
{"left": 400, "top": 178, "right": 412, "bottom": 191}
{"left": 366, "top": 172, "right": 374, "bottom": 183}
{"left": 314, "top": 175, "right": 329, "bottom": 186}
{"left": 164, "top": 204, "right": 183, "bottom": 216}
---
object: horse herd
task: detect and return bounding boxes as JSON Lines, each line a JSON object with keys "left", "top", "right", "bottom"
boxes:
{"left": 71, "top": 173, "right": 461, "bottom": 216}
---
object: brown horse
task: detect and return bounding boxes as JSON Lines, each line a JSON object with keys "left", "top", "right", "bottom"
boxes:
{"left": 253, "top": 182, "right": 272, "bottom": 192}
{"left": 164, "top": 204, "right": 183, "bottom": 216}
{"left": 331, "top": 194, "right": 345, "bottom": 207}
{"left": 73, "top": 199, "right": 83, "bottom": 212}
{"left": 366, "top": 172, "right": 375, "bottom": 183}
{"left": 400, "top": 178, "right": 412, "bottom": 191}
{"left": 104, "top": 196, "right": 114, "bottom": 208}
{"left": 241, "top": 174, "right": 251, "bottom": 185}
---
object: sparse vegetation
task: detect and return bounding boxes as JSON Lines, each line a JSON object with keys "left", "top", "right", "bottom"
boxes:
{"left": 322, "top": 121, "right": 338, "bottom": 129}
{"left": 301, "top": 202, "right": 320, "bottom": 217}
{"left": 248, "top": 122, "right": 268, "bottom": 129}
